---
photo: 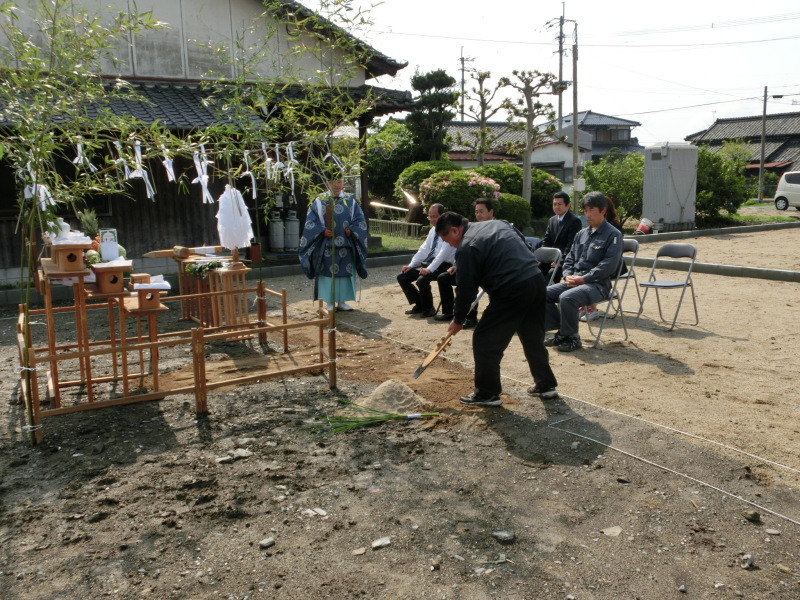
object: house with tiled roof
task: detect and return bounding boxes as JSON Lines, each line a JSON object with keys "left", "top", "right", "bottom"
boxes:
{"left": 445, "top": 120, "right": 592, "bottom": 184}
{"left": 0, "top": 0, "right": 412, "bottom": 268}
{"left": 685, "top": 112, "right": 800, "bottom": 175}
{"left": 543, "top": 110, "right": 645, "bottom": 161}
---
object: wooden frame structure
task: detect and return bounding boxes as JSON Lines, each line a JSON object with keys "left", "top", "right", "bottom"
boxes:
{"left": 18, "top": 265, "right": 338, "bottom": 444}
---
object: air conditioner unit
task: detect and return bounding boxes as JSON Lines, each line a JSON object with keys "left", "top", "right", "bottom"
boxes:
{"left": 642, "top": 142, "right": 698, "bottom": 232}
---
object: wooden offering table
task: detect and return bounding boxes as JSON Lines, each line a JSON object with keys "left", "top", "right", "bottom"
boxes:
{"left": 39, "top": 258, "right": 93, "bottom": 405}
{"left": 209, "top": 263, "right": 252, "bottom": 329}
{"left": 118, "top": 290, "right": 169, "bottom": 397}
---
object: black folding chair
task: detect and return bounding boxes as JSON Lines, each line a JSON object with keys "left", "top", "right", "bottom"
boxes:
{"left": 635, "top": 243, "right": 699, "bottom": 331}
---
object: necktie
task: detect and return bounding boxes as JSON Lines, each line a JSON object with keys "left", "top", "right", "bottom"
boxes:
{"left": 424, "top": 233, "right": 438, "bottom": 265}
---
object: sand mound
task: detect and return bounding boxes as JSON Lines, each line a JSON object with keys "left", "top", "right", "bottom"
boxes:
{"left": 356, "top": 379, "right": 426, "bottom": 414}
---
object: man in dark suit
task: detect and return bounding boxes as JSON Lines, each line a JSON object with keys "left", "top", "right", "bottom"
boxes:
{"left": 539, "top": 191, "right": 582, "bottom": 283}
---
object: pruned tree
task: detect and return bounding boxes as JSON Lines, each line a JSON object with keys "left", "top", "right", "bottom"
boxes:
{"left": 454, "top": 71, "right": 510, "bottom": 166}
{"left": 502, "top": 69, "right": 558, "bottom": 205}
{"left": 405, "top": 69, "right": 459, "bottom": 161}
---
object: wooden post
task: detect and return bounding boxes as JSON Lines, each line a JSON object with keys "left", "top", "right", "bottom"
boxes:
{"left": 327, "top": 302, "right": 336, "bottom": 389}
{"left": 26, "top": 346, "right": 43, "bottom": 444}
{"left": 192, "top": 327, "right": 208, "bottom": 414}
{"left": 257, "top": 280, "right": 267, "bottom": 345}
{"left": 281, "top": 288, "right": 288, "bottom": 352}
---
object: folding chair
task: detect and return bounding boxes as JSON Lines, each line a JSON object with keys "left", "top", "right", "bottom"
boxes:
{"left": 532, "top": 247, "right": 562, "bottom": 286}
{"left": 635, "top": 243, "right": 698, "bottom": 331}
{"left": 584, "top": 238, "right": 639, "bottom": 347}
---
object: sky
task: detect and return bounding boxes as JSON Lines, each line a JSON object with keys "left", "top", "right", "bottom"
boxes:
{"left": 309, "top": 0, "right": 800, "bottom": 147}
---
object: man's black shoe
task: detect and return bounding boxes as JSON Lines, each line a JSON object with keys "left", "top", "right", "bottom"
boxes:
{"left": 557, "top": 335, "right": 583, "bottom": 352}
{"left": 463, "top": 318, "right": 478, "bottom": 329}
{"left": 421, "top": 308, "right": 437, "bottom": 318}
{"left": 460, "top": 392, "right": 502, "bottom": 407}
{"left": 434, "top": 313, "right": 453, "bottom": 322}
{"left": 544, "top": 333, "right": 564, "bottom": 347}
{"left": 528, "top": 385, "right": 559, "bottom": 400}
{"left": 405, "top": 305, "right": 422, "bottom": 315}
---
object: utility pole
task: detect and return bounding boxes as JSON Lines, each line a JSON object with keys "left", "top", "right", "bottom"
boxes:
{"left": 458, "top": 47, "right": 474, "bottom": 122}
{"left": 759, "top": 86, "right": 767, "bottom": 201}
{"left": 557, "top": 9, "right": 564, "bottom": 131}
{"left": 571, "top": 26, "right": 579, "bottom": 190}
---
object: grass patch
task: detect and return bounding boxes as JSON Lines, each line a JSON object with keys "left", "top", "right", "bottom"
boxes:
{"left": 696, "top": 213, "right": 797, "bottom": 228}
{"left": 369, "top": 234, "right": 423, "bottom": 253}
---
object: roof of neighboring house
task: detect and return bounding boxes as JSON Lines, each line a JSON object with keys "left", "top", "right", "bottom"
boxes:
{"left": 447, "top": 121, "right": 527, "bottom": 152}
{"left": 543, "top": 110, "right": 641, "bottom": 129}
{"left": 1, "top": 80, "right": 414, "bottom": 130}
{"left": 685, "top": 112, "right": 800, "bottom": 169}
{"left": 686, "top": 111, "right": 800, "bottom": 142}
{"left": 272, "top": 1, "right": 407, "bottom": 79}
{"left": 446, "top": 120, "right": 593, "bottom": 155}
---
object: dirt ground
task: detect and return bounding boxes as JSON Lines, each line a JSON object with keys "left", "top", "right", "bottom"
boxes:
{"left": 1, "top": 218, "right": 800, "bottom": 600}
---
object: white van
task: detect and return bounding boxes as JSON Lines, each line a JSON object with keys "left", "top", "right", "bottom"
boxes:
{"left": 774, "top": 171, "right": 800, "bottom": 210}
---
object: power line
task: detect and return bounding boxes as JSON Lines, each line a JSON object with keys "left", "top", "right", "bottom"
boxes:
{"left": 369, "top": 29, "right": 800, "bottom": 49}
{"left": 615, "top": 11, "right": 800, "bottom": 36}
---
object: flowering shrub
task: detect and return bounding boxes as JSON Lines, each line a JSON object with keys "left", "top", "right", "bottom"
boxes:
{"left": 474, "top": 164, "right": 523, "bottom": 197}
{"left": 393, "top": 160, "right": 459, "bottom": 200}
{"left": 529, "top": 169, "right": 563, "bottom": 218}
{"left": 419, "top": 170, "right": 500, "bottom": 216}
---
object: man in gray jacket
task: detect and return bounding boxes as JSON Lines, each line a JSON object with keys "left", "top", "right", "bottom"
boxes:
{"left": 545, "top": 192, "right": 623, "bottom": 352}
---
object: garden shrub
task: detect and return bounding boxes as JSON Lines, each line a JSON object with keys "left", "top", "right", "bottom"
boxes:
{"left": 394, "top": 160, "right": 459, "bottom": 199}
{"left": 529, "top": 169, "right": 563, "bottom": 219}
{"left": 495, "top": 193, "right": 531, "bottom": 228}
{"left": 419, "top": 170, "right": 500, "bottom": 216}
{"left": 474, "top": 163, "right": 523, "bottom": 197}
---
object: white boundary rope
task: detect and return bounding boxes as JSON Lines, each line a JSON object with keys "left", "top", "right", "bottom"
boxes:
{"left": 299, "top": 307, "right": 800, "bottom": 526}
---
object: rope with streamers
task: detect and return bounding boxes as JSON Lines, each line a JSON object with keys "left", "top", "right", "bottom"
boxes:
{"left": 73, "top": 137, "right": 98, "bottom": 173}
{"left": 161, "top": 144, "right": 176, "bottom": 182}
{"left": 241, "top": 150, "right": 257, "bottom": 199}
{"left": 285, "top": 142, "right": 299, "bottom": 195}
{"left": 113, "top": 141, "right": 131, "bottom": 179}
{"left": 128, "top": 140, "right": 155, "bottom": 199}
{"left": 22, "top": 163, "right": 56, "bottom": 211}
{"left": 192, "top": 145, "right": 214, "bottom": 204}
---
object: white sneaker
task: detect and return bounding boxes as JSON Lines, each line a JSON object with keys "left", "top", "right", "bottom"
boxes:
{"left": 326, "top": 303, "right": 335, "bottom": 312}
{"left": 580, "top": 308, "right": 602, "bottom": 322}
{"left": 578, "top": 307, "right": 587, "bottom": 319}
{"left": 337, "top": 302, "right": 354, "bottom": 311}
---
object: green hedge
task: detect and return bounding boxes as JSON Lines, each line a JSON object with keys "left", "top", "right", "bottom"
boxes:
{"left": 394, "top": 160, "right": 460, "bottom": 199}
{"left": 495, "top": 193, "right": 531, "bottom": 228}
{"left": 474, "top": 163, "right": 523, "bottom": 197}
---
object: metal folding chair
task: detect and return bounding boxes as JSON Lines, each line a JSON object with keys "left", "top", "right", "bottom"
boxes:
{"left": 533, "top": 247, "right": 562, "bottom": 286}
{"left": 584, "top": 238, "right": 639, "bottom": 347}
{"left": 635, "top": 242, "right": 699, "bottom": 331}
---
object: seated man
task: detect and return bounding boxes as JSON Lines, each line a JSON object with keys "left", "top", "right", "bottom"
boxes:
{"left": 397, "top": 203, "right": 456, "bottom": 318}
{"left": 539, "top": 191, "right": 582, "bottom": 283}
{"left": 435, "top": 197, "right": 494, "bottom": 327}
{"left": 545, "top": 192, "right": 623, "bottom": 352}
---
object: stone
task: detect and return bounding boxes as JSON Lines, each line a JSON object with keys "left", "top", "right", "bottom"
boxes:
{"left": 371, "top": 536, "right": 391, "bottom": 550}
{"left": 491, "top": 530, "right": 515, "bottom": 543}
{"left": 259, "top": 537, "right": 275, "bottom": 550}
{"left": 740, "top": 554, "right": 755, "bottom": 570}
{"left": 765, "top": 528, "right": 781, "bottom": 536}
{"left": 601, "top": 526, "right": 623, "bottom": 537}
{"left": 742, "top": 510, "right": 761, "bottom": 523}
{"left": 678, "top": 584, "right": 687, "bottom": 593}
{"left": 231, "top": 448, "right": 253, "bottom": 460}
{"left": 351, "top": 547, "right": 366, "bottom": 556}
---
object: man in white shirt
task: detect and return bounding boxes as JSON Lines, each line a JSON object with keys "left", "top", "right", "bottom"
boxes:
{"left": 397, "top": 203, "right": 456, "bottom": 318}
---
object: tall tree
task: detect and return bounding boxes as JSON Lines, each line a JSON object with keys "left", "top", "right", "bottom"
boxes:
{"left": 503, "top": 70, "right": 557, "bottom": 204}
{"left": 405, "top": 69, "right": 459, "bottom": 161}
{"left": 453, "top": 71, "right": 510, "bottom": 166}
